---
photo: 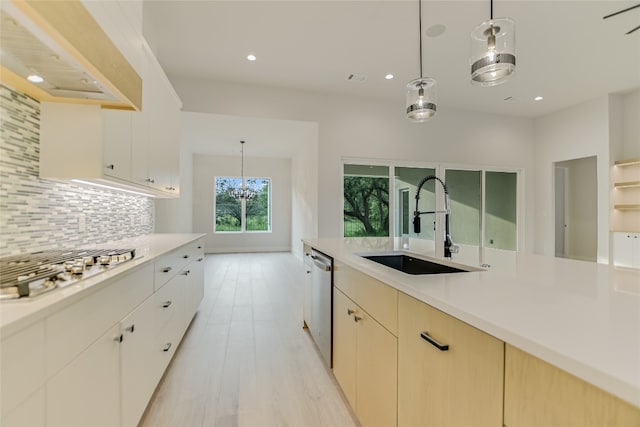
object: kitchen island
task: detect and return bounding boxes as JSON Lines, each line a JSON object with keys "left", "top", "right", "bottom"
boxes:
{"left": 0, "top": 233, "right": 205, "bottom": 427}
{"left": 304, "top": 238, "right": 640, "bottom": 425}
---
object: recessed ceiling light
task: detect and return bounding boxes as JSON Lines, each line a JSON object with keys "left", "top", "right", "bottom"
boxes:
{"left": 534, "top": 96, "right": 544, "bottom": 101}
{"left": 247, "top": 54, "right": 256, "bottom": 61}
{"left": 27, "top": 74, "right": 44, "bottom": 83}
{"left": 385, "top": 74, "right": 394, "bottom": 80}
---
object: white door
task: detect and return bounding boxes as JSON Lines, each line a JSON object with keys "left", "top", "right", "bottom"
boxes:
{"left": 554, "top": 167, "right": 567, "bottom": 258}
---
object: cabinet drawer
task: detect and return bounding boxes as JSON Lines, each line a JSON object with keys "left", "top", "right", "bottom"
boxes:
{"left": 154, "top": 274, "right": 184, "bottom": 335}
{"left": 46, "top": 263, "right": 154, "bottom": 378}
{"left": 334, "top": 261, "right": 398, "bottom": 335}
{"left": 0, "top": 320, "right": 45, "bottom": 416}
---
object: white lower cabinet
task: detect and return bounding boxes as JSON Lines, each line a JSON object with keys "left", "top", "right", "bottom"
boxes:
{"left": 0, "top": 387, "right": 45, "bottom": 427}
{"left": 612, "top": 232, "right": 640, "bottom": 269}
{"left": 0, "top": 238, "right": 205, "bottom": 427}
{"left": 46, "top": 323, "right": 121, "bottom": 427}
{"left": 121, "top": 296, "right": 157, "bottom": 427}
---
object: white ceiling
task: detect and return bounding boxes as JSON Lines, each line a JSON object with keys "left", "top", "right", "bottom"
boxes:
{"left": 144, "top": 0, "right": 640, "bottom": 119}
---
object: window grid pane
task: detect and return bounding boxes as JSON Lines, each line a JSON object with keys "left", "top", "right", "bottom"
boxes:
{"left": 214, "top": 177, "right": 271, "bottom": 233}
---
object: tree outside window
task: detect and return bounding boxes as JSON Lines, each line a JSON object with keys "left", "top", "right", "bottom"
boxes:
{"left": 214, "top": 177, "right": 271, "bottom": 232}
{"left": 343, "top": 165, "right": 389, "bottom": 237}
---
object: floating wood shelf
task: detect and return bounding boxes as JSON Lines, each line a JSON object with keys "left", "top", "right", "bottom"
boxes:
{"left": 614, "top": 204, "right": 640, "bottom": 210}
{"left": 614, "top": 158, "right": 640, "bottom": 167}
{"left": 614, "top": 181, "right": 640, "bottom": 188}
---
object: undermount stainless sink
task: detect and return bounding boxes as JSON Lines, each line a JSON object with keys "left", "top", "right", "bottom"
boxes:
{"left": 360, "top": 253, "right": 469, "bottom": 275}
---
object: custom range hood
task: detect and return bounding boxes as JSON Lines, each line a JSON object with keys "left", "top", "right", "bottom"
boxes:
{"left": 0, "top": 0, "right": 141, "bottom": 110}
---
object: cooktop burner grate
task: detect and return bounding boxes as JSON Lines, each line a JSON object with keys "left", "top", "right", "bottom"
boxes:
{"left": 0, "top": 249, "right": 136, "bottom": 300}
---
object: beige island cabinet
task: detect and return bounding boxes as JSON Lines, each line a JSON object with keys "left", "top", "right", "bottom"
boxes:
{"left": 304, "top": 238, "right": 640, "bottom": 427}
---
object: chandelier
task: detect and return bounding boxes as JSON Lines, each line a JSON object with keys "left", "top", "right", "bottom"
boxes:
{"left": 228, "top": 141, "right": 258, "bottom": 200}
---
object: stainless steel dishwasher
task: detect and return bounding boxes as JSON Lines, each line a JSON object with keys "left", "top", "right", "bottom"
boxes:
{"left": 309, "top": 249, "right": 333, "bottom": 367}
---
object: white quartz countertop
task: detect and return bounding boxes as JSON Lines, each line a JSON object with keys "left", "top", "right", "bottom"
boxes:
{"left": 0, "top": 233, "right": 205, "bottom": 336}
{"left": 304, "top": 238, "right": 640, "bottom": 408}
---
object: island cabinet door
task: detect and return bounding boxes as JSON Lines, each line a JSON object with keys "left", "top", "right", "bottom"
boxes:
{"left": 356, "top": 305, "right": 397, "bottom": 427}
{"left": 333, "top": 288, "right": 358, "bottom": 409}
{"left": 504, "top": 344, "right": 640, "bottom": 427}
{"left": 398, "top": 293, "right": 504, "bottom": 427}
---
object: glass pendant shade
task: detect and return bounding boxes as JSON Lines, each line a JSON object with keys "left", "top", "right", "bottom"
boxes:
{"left": 406, "top": 77, "right": 437, "bottom": 122}
{"left": 470, "top": 17, "right": 516, "bottom": 86}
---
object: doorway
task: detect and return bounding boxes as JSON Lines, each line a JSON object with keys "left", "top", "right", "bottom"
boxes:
{"left": 553, "top": 156, "right": 598, "bottom": 262}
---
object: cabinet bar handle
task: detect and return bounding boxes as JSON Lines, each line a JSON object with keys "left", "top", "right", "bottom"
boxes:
{"left": 126, "top": 324, "right": 135, "bottom": 333}
{"left": 347, "top": 308, "right": 355, "bottom": 315}
{"left": 353, "top": 315, "right": 362, "bottom": 323}
{"left": 182, "top": 270, "right": 191, "bottom": 276}
{"left": 163, "top": 301, "right": 172, "bottom": 308}
{"left": 146, "top": 178, "right": 155, "bottom": 184}
{"left": 162, "top": 267, "right": 172, "bottom": 273}
{"left": 106, "top": 164, "right": 115, "bottom": 170}
{"left": 163, "top": 343, "right": 172, "bottom": 352}
{"left": 114, "top": 334, "right": 123, "bottom": 343}
{"left": 198, "top": 257, "right": 204, "bottom": 262}
{"left": 420, "top": 331, "right": 449, "bottom": 351}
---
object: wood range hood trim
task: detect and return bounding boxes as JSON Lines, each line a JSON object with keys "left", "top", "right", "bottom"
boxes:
{"left": 1, "top": 0, "right": 142, "bottom": 111}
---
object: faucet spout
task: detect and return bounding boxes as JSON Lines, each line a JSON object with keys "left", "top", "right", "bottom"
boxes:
{"left": 413, "top": 175, "right": 456, "bottom": 259}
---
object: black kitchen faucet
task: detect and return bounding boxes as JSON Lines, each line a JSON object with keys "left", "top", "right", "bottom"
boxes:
{"left": 413, "top": 175, "right": 458, "bottom": 259}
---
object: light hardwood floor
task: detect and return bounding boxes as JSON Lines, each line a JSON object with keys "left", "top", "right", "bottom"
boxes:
{"left": 140, "top": 253, "right": 357, "bottom": 427}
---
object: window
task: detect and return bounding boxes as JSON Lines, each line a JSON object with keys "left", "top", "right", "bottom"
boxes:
{"left": 343, "top": 164, "right": 389, "bottom": 237}
{"left": 214, "top": 177, "right": 271, "bottom": 232}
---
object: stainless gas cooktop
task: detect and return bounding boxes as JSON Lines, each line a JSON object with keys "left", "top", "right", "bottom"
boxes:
{"left": 0, "top": 249, "right": 136, "bottom": 300}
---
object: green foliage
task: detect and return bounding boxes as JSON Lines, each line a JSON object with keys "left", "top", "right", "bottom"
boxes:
{"left": 215, "top": 177, "right": 270, "bottom": 232}
{"left": 343, "top": 176, "right": 389, "bottom": 237}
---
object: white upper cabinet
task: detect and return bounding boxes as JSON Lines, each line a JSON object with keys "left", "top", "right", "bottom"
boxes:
{"left": 103, "top": 109, "right": 133, "bottom": 182}
{"left": 36, "top": 0, "right": 181, "bottom": 198}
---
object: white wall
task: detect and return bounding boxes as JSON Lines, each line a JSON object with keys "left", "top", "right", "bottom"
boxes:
{"left": 192, "top": 154, "right": 292, "bottom": 252}
{"left": 169, "top": 77, "right": 537, "bottom": 254}
{"left": 291, "top": 126, "right": 319, "bottom": 257}
{"left": 534, "top": 96, "right": 611, "bottom": 263}
{"left": 622, "top": 90, "right": 640, "bottom": 159}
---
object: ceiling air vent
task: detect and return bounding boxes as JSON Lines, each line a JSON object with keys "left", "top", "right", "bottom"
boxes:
{"left": 347, "top": 73, "right": 367, "bottom": 82}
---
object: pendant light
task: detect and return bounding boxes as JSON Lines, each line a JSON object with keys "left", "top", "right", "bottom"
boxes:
{"left": 406, "top": 0, "right": 436, "bottom": 122}
{"left": 470, "top": 0, "right": 516, "bottom": 86}
{"left": 228, "top": 141, "right": 257, "bottom": 200}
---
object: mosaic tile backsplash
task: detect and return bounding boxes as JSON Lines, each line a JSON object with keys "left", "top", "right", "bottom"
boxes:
{"left": 0, "top": 85, "right": 154, "bottom": 256}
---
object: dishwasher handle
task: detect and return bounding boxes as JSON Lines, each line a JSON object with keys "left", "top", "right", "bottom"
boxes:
{"left": 311, "top": 251, "right": 332, "bottom": 272}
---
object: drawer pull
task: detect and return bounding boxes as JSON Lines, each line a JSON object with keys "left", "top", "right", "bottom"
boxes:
{"left": 197, "top": 257, "right": 204, "bottom": 262}
{"left": 182, "top": 270, "right": 191, "bottom": 276}
{"left": 163, "top": 343, "right": 172, "bottom": 352}
{"left": 114, "top": 334, "right": 123, "bottom": 343}
{"left": 106, "top": 164, "right": 115, "bottom": 170}
{"left": 347, "top": 308, "right": 355, "bottom": 316}
{"left": 353, "top": 315, "right": 362, "bottom": 323}
{"left": 146, "top": 178, "right": 155, "bottom": 184}
{"left": 420, "top": 331, "right": 449, "bottom": 351}
{"left": 183, "top": 254, "right": 190, "bottom": 259}
{"left": 197, "top": 245, "right": 203, "bottom": 249}
{"left": 125, "top": 324, "right": 135, "bottom": 334}
{"left": 163, "top": 301, "right": 172, "bottom": 308}
{"left": 162, "top": 267, "right": 172, "bottom": 273}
